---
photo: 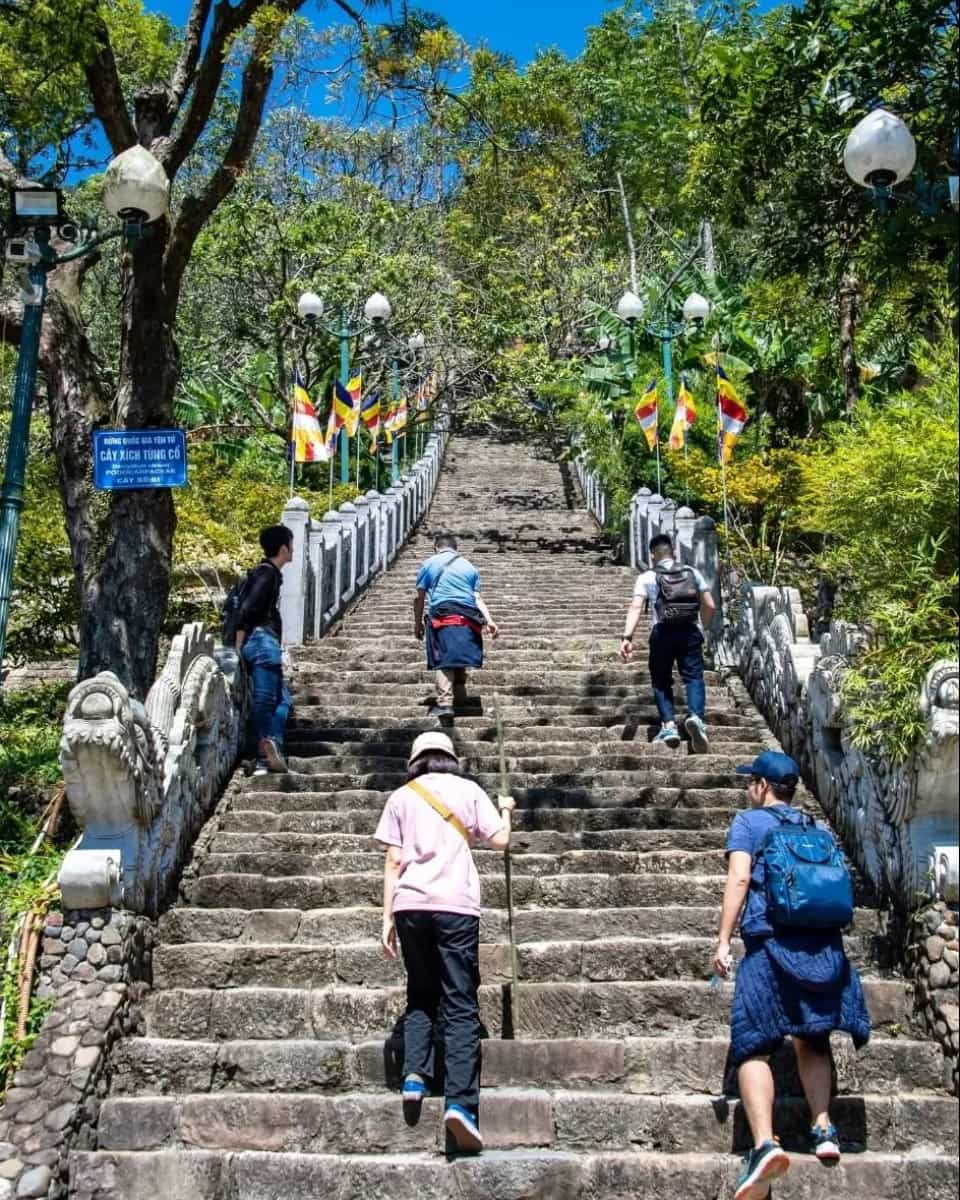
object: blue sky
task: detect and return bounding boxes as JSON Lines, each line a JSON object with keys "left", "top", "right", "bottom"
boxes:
{"left": 146, "top": 0, "right": 626, "bottom": 66}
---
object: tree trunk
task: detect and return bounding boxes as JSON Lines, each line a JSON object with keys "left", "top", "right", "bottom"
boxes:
{"left": 838, "top": 272, "right": 861, "bottom": 414}
{"left": 40, "top": 245, "right": 178, "bottom": 700}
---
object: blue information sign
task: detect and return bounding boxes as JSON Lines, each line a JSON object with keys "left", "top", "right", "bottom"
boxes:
{"left": 93, "top": 429, "right": 188, "bottom": 491}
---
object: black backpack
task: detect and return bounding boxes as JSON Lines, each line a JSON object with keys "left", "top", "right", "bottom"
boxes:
{"left": 654, "top": 563, "right": 701, "bottom": 624}
{"left": 220, "top": 570, "right": 252, "bottom": 647}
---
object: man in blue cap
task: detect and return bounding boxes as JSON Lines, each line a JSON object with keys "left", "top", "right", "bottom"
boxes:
{"left": 712, "top": 749, "right": 871, "bottom": 1199}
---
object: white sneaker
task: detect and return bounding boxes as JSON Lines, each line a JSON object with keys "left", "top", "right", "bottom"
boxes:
{"left": 684, "top": 714, "right": 710, "bottom": 754}
{"left": 654, "top": 723, "right": 682, "bottom": 749}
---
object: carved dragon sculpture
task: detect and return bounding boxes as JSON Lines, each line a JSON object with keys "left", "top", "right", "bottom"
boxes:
{"left": 59, "top": 623, "right": 246, "bottom": 914}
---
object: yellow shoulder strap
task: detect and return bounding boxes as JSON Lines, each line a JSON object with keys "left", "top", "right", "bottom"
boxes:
{"left": 406, "top": 779, "right": 470, "bottom": 843}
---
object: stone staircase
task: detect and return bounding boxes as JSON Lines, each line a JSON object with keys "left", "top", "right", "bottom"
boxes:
{"left": 71, "top": 436, "right": 958, "bottom": 1198}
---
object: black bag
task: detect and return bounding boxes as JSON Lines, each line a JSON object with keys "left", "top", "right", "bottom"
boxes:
{"left": 654, "top": 563, "right": 701, "bottom": 624}
{"left": 220, "top": 570, "right": 252, "bottom": 647}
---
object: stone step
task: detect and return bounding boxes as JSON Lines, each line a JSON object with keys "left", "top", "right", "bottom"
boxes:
{"left": 180, "top": 871, "right": 732, "bottom": 911}
{"left": 192, "top": 848, "right": 730, "bottom": 880}
{"left": 208, "top": 828, "right": 730, "bottom": 855}
{"left": 95, "top": 1089, "right": 958, "bottom": 1157}
{"left": 158, "top": 905, "right": 886, "bottom": 948}
{"left": 285, "top": 711, "right": 764, "bottom": 733}
{"left": 222, "top": 801, "right": 742, "bottom": 829}
{"left": 109, "top": 1032, "right": 944, "bottom": 1099}
{"left": 288, "top": 669, "right": 731, "bottom": 688}
{"left": 144, "top": 979, "right": 912, "bottom": 1042}
{"left": 247, "top": 766, "right": 759, "bottom": 795}
{"left": 284, "top": 730, "right": 762, "bottom": 757}
{"left": 69, "top": 1147, "right": 960, "bottom": 1200}
{"left": 152, "top": 933, "right": 886, "bottom": 991}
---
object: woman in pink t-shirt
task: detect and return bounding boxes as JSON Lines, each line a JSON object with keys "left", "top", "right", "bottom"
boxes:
{"left": 375, "top": 731, "right": 514, "bottom": 1154}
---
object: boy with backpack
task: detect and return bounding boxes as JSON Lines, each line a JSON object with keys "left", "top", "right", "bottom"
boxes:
{"left": 222, "top": 524, "right": 294, "bottom": 777}
{"left": 620, "top": 533, "right": 716, "bottom": 751}
{"left": 713, "top": 751, "right": 871, "bottom": 1199}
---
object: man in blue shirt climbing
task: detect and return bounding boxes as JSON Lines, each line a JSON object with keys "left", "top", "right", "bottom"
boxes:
{"left": 414, "top": 532, "right": 499, "bottom": 721}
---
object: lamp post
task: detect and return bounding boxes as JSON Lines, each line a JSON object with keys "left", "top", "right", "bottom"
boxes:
{"left": 844, "top": 106, "right": 960, "bottom": 216}
{"left": 613, "top": 288, "right": 711, "bottom": 407}
{"left": 0, "top": 146, "right": 169, "bottom": 676}
{"left": 295, "top": 289, "right": 392, "bottom": 485}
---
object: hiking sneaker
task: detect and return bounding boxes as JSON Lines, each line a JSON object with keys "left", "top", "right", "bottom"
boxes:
{"left": 684, "top": 714, "right": 710, "bottom": 754}
{"left": 734, "top": 1140, "right": 790, "bottom": 1200}
{"left": 444, "top": 1104, "right": 483, "bottom": 1153}
{"left": 402, "top": 1075, "right": 428, "bottom": 1103}
{"left": 428, "top": 704, "right": 455, "bottom": 722}
{"left": 252, "top": 764, "right": 269, "bottom": 777}
{"left": 257, "top": 737, "right": 287, "bottom": 773}
{"left": 653, "top": 722, "right": 682, "bottom": 749}
{"left": 811, "top": 1123, "right": 841, "bottom": 1166}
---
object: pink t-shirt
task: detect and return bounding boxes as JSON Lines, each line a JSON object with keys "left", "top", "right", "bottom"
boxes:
{"left": 374, "top": 773, "right": 503, "bottom": 917}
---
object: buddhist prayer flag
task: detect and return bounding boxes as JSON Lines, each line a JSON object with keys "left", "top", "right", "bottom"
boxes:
{"left": 634, "top": 379, "right": 659, "bottom": 452}
{"left": 392, "top": 394, "right": 409, "bottom": 434}
{"left": 361, "top": 391, "right": 381, "bottom": 438}
{"left": 291, "top": 372, "right": 330, "bottom": 463}
{"left": 716, "top": 365, "right": 748, "bottom": 464}
{"left": 414, "top": 377, "right": 430, "bottom": 424}
{"left": 669, "top": 373, "right": 697, "bottom": 451}
{"left": 334, "top": 374, "right": 362, "bottom": 437}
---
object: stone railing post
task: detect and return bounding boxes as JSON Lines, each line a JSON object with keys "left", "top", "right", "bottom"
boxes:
{"left": 308, "top": 521, "right": 324, "bottom": 640}
{"left": 385, "top": 484, "right": 403, "bottom": 564}
{"left": 674, "top": 505, "right": 696, "bottom": 564}
{"left": 659, "top": 499, "right": 678, "bottom": 547}
{"left": 353, "top": 495, "right": 371, "bottom": 591}
{"left": 365, "top": 489, "right": 382, "bottom": 582}
{"left": 338, "top": 501, "right": 358, "bottom": 605}
{"left": 320, "top": 511, "right": 344, "bottom": 628}
{"left": 643, "top": 493, "right": 665, "bottom": 562}
{"left": 692, "top": 514, "right": 722, "bottom": 632}
{"left": 280, "top": 496, "right": 311, "bottom": 647}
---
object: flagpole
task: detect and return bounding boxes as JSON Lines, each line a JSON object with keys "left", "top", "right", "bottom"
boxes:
{"left": 716, "top": 351, "right": 731, "bottom": 545}
{"left": 328, "top": 455, "right": 334, "bottom": 510}
{"left": 289, "top": 450, "right": 296, "bottom": 498}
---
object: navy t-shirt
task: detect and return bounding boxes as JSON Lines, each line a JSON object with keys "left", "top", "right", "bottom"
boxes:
{"left": 725, "top": 804, "right": 803, "bottom": 937}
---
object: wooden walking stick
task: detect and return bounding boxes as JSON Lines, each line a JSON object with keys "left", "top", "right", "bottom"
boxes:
{"left": 494, "top": 693, "right": 521, "bottom": 1034}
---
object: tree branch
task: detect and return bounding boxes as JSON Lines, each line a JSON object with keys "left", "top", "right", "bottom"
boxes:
{"left": 164, "top": 0, "right": 289, "bottom": 177}
{"left": 169, "top": 0, "right": 214, "bottom": 108}
{"left": 163, "top": 4, "right": 302, "bottom": 304}
{"left": 84, "top": 13, "right": 137, "bottom": 153}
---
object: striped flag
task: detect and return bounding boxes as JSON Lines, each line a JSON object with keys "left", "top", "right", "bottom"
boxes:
{"left": 668, "top": 373, "right": 697, "bottom": 451}
{"left": 392, "top": 394, "right": 409, "bottom": 434}
{"left": 361, "top": 391, "right": 380, "bottom": 440}
{"left": 634, "top": 379, "right": 659, "bottom": 452}
{"left": 716, "top": 365, "right": 748, "bottom": 464}
{"left": 291, "top": 372, "right": 331, "bottom": 463}
{"left": 326, "top": 383, "right": 347, "bottom": 454}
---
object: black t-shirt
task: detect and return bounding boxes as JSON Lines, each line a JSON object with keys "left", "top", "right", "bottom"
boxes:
{"left": 237, "top": 560, "right": 283, "bottom": 640}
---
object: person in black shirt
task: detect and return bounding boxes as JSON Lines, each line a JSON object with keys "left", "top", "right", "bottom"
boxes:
{"left": 235, "top": 524, "right": 294, "bottom": 776}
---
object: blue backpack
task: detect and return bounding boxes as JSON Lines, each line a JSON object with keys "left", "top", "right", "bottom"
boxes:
{"left": 758, "top": 809, "right": 854, "bottom": 930}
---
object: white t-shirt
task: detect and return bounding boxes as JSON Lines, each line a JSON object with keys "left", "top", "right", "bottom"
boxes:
{"left": 634, "top": 558, "right": 710, "bottom": 631}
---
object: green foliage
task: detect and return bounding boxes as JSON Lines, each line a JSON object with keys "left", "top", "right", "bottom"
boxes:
{"left": 799, "top": 335, "right": 959, "bottom": 760}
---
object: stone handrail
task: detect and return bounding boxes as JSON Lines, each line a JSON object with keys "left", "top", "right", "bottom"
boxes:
{"left": 574, "top": 456, "right": 959, "bottom": 911}
{"left": 279, "top": 423, "right": 449, "bottom": 645}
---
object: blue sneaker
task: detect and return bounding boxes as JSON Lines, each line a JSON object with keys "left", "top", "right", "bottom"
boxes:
{"left": 402, "top": 1075, "right": 428, "bottom": 1103}
{"left": 734, "top": 1139, "right": 790, "bottom": 1200}
{"left": 654, "top": 723, "right": 682, "bottom": 749}
{"left": 444, "top": 1103, "right": 483, "bottom": 1153}
{"left": 811, "top": 1122, "right": 841, "bottom": 1166}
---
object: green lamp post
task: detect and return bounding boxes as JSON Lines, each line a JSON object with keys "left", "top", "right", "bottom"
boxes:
{"left": 0, "top": 146, "right": 170, "bottom": 677}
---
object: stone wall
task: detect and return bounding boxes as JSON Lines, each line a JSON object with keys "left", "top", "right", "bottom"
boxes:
{"left": 0, "top": 910, "right": 153, "bottom": 1199}
{"left": 909, "top": 901, "right": 960, "bottom": 1095}
{"left": 280, "top": 423, "right": 449, "bottom": 646}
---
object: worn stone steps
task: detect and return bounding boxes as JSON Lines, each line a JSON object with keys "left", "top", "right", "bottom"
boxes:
{"left": 157, "top": 905, "right": 886, "bottom": 948}
{"left": 109, "top": 1033, "right": 944, "bottom": 1099}
{"left": 74, "top": 433, "right": 955, "bottom": 1199}
{"left": 219, "top": 803, "right": 742, "bottom": 832}
{"left": 144, "top": 980, "right": 912, "bottom": 1042}
{"left": 151, "top": 934, "right": 885, "bottom": 990}
{"left": 94, "top": 1089, "right": 958, "bottom": 1156}
{"left": 181, "top": 870, "right": 736, "bottom": 911}
{"left": 194, "top": 847, "right": 731, "bottom": 880}
{"left": 68, "top": 1147, "right": 960, "bottom": 1200}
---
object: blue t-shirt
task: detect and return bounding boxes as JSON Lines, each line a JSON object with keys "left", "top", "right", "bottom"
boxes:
{"left": 725, "top": 804, "right": 803, "bottom": 937}
{"left": 416, "top": 552, "right": 481, "bottom": 612}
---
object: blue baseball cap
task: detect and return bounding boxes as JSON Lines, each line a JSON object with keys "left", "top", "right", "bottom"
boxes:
{"left": 735, "top": 750, "right": 800, "bottom": 783}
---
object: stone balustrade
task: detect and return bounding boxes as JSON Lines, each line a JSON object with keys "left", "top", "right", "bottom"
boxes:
{"left": 280, "top": 425, "right": 449, "bottom": 645}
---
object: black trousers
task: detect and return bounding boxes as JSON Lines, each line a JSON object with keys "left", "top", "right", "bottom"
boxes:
{"left": 395, "top": 910, "right": 482, "bottom": 1114}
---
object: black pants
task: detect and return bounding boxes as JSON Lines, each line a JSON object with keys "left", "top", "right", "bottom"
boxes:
{"left": 395, "top": 910, "right": 482, "bottom": 1114}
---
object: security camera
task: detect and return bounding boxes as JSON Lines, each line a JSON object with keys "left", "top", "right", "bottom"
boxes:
{"left": 5, "top": 236, "right": 41, "bottom": 264}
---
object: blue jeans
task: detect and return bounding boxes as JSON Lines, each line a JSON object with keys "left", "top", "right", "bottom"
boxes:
{"left": 242, "top": 628, "right": 291, "bottom": 756}
{"left": 648, "top": 623, "right": 706, "bottom": 723}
